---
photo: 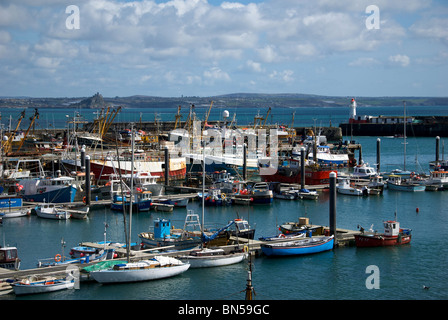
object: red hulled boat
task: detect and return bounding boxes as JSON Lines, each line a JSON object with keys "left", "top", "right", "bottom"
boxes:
{"left": 354, "top": 220, "right": 412, "bottom": 247}
{"left": 260, "top": 158, "right": 336, "bottom": 185}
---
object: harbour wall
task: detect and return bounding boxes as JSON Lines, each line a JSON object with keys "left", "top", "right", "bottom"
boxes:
{"left": 339, "top": 122, "right": 448, "bottom": 137}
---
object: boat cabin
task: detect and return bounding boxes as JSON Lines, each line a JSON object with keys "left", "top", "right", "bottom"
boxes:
{"left": 353, "top": 165, "right": 377, "bottom": 178}
{"left": 234, "top": 219, "right": 251, "bottom": 233}
{"left": 0, "top": 246, "right": 20, "bottom": 270}
{"left": 154, "top": 218, "right": 172, "bottom": 239}
{"left": 383, "top": 221, "right": 400, "bottom": 237}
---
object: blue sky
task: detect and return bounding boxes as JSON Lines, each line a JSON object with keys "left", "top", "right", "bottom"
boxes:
{"left": 0, "top": 0, "right": 447, "bottom": 98}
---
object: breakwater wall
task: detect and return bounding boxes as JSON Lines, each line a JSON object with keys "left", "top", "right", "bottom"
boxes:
{"left": 339, "top": 120, "right": 448, "bottom": 137}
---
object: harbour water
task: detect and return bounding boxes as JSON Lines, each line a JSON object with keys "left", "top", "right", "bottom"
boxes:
{"left": 1, "top": 134, "right": 447, "bottom": 301}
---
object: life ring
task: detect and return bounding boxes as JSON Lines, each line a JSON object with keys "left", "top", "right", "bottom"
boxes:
{"left": 221, "top": 193, "right": 226, "bottom": 200}
{"left": 83, "top": 196, "right": 86, "bottom": 204}
{"left": 54, "top": 254, "right": 62, "bottom": 262}
{"left": 279, "top": 234, "right": 286, "bottom": 238}
{"left": 243, "top": 245, "right": 249, "bottom": 253}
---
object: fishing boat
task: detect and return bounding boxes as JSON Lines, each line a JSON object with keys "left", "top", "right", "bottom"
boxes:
{"left": 354, "top": 220, "right": 412, "bottom": 247}
{"left": 18, "top": 175, "right": 77, "bottom": 203}
{"left": 307, "top": 145, "right": 349, "bottom": 165}
{"left": 0, "top": 246, "right": 21, "bottom": 270}
{"left": 89, "top": 256, "right": 190, "bottom": 284}
{"left": 232, "top": 182, "right": 273, "bottom": 204}
{"left": 352, "top": 163, "right": 378, "bottom": 179}
{"left": 261, "top": 235, "right": 334, "bottom": 256}
{"left": 279, "top": 219, "right": 324, "bottom": 236}
{"left": 139, "top": 214, "right": 203, "bottom": 250}
{"left": 198, "top": 189, "right": 231, "bottom": 206}
{"left": 336, "top": 178, "right": 369, "bottom": 196}
{"left": 227, "top": 218, "right": 255, "bottom": 240}
{"left": 12, "top": 275, "right": 75, "bottom": 295}
{"left": 35, "top": 203, "right": 70, "bottom": 220}
{"left": 89, "top": 149, "right": 186, "bottom": 183}
{"left": 386, "top": 175, "right": 426, "bottom": 192}
{"left": 109, "top": 179, "right": 153, "bottom": 212}
{"left": 119, "top": 171, "right": 163, "bottom": 197}
{"left": 424, "top": 170, "right": 448, "bottom": 190}
{"left": 260, "top": 157, "right": 335, "bottom": 185}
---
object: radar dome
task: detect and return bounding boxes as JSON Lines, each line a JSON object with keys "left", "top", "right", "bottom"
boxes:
{"left": 222, "top": 110, "right": 229, "bottom": 118}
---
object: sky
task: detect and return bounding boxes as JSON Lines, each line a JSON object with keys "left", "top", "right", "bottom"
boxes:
{"left": 0, "top": 0, "right": 447, "bottom": 98}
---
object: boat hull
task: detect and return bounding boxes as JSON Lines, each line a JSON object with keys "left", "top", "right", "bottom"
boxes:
{"left": 36, "top": 208, "right": 70, "bottom": 220}
{"left": 23, "top": 186, "right": 77, "bottom": 203}
{"left": 387, "top": 182, "right": 426, "bottom": 192}
{"left": 261, "top": 168, "right": 334, "bottom": 185}
{"left": 178, "top": 252, "right": 246, "bottom": 268}
{"left": 354, "top": 234, "right": 412, "bottom": 247}
{"left": 90, "top": 158, "right": 186, "bottom": 182}
{"left": 13, "top": 279, "right": 74, "bottom": 295}
{"left": 261, "top": 236, "right": 334, "bottom": 256}
{"left": 110, "top": 200, "right": 152, "bottom": 212}
{"left": 90, "top": 262, "right": 190, "bottom": 283}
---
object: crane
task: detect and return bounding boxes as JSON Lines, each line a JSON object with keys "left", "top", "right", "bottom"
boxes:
{"left": 102, "top": 106, "right": 121, "bottom": 139}
{"left": 204, "top": 101, "right": 213, "bottom": 126}
{"left": 16, "top": 108, "right": 39, "bottom": 152}
{"left": 174, "top": 105, "right": 182, "bottom": 130}
{"left": 263, "top": 107, "right": 271, "bottom": 128}
{"left": 2, "top": 109, "right": 26, "bottom": 154}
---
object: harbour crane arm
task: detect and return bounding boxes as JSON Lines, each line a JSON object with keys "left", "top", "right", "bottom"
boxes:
{"left": 2, "top": 109, "right": 26, "bottom": 154}
{"left": 174, "top": 105, "right": 182, "bottom": 130}
{"left": 16, "top": 108, "right": 39, "bottom": 152}
{"left": 263, "top": 107, "right": 271, "bottom": 128}
{"left": 102, "top": 106, "right": 121, "bottom": 138}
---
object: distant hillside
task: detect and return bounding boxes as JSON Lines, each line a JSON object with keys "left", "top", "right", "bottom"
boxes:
{"left": 0, "top": 92, "right": 447, "bottom": 109}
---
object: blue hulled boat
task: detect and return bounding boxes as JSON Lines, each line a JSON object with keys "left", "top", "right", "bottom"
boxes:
{"left": 110, "top": 191, "right": 152, "bottom": 212}
{"left": 386, "top": 175, "right": 426, "bottom": 192}
{"left": 18, "top": 176, "right": 77, "bottom": 203}
{"left": 261, "top": 235, "right": 334, "bottom": 256}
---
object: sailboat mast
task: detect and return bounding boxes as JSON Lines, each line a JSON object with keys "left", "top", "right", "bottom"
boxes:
{"left": 201, "top": 145, "right": 205, "bottom": 249}
{"left": 403, "top": 100, "right": 407, "bottom": 171}
{"left": 128, "top": 124, "right": 135, "bottom": 262}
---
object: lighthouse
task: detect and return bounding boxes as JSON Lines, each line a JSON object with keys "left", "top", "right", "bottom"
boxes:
{"left": 349, "top": 98, "right": 357, "bottom": 120}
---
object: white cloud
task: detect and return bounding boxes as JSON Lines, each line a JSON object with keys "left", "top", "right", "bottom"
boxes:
{"left": 349, "top": 57, "right": 381, "bottom": 67}
{"left": 246, "top": 60, "right": 263, "bottom": 73}
{"left": 269, "top": 70, "right": 294, "bottom": 82}
{"left": 388, "top": 54, "right": 411, "bottom": 67}
{"left": 410, "top": 18, "right": 448, "bottom": 44}
{"left": 203, "top": 67, "right": 231, "bottom": 82}
{"left": 0, "top": 0, "right": 445, "bottom": 97}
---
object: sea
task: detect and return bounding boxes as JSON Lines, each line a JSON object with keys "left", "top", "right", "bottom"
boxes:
{"left": 1, "top": 104, "right": 447, "bottom": 304}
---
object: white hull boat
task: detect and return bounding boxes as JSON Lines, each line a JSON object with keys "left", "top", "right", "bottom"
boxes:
{"left": 0, "top": 208, "right": 30, "bottom": 218}
{"left": 90, "top": 256, "right": 190, "bottom": 283}
{"left": 177, "top": 248, "right": 247, "bottom": 268}
{"left": 12, "top": 277, "right": 75, "bottom": 295}
{"left": 35, "top": 204, "right": 70, "bottom": 220}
